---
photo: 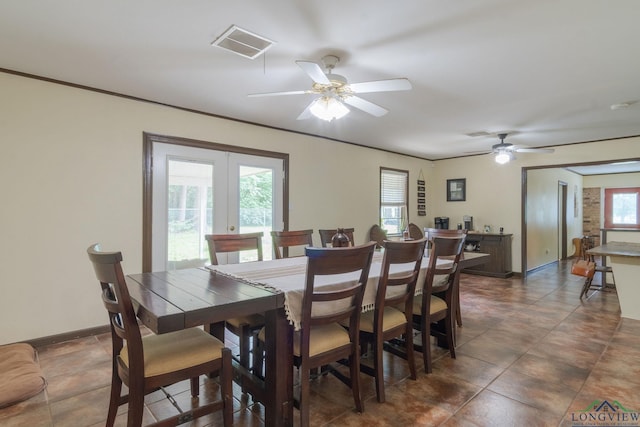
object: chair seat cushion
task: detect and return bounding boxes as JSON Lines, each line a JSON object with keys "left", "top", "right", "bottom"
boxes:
{"left": 430, "top": 274, "right": 451, "bottom": 292}
{"left": 358, "top": 307, "right": 407, "bottom": 333}
{"left": 226, "top": 314, "right": 265, "bottom": 330}
{"left": 259, "top": 323, "right": 352, "bottom": 358}
{"left": 293, "top": 323, "right": 351, "bottom": 357}
{"left": 120, "top": 328, "right": 225, "bottom": 378}
{"left": 412, "top": 295, "right": 448, "bottom": 316}
{"left": 0, "top": 343, "right": 46, "bottom": 408}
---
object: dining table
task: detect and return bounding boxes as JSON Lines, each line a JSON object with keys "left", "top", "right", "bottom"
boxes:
{"left": 126, "top": 249, "right": 489, "bottom": 427}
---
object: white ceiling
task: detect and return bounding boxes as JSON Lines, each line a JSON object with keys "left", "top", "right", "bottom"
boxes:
{"left": 2, "top": 1, "right": 640, "bottom": 161}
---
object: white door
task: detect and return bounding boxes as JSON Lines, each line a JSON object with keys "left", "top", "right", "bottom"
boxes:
{"left": 151, "top": 142, "right": 283, "bottom": 271}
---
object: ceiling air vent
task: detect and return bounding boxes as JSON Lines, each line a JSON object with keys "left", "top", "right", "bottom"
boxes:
{"left": 211, "top": 25, "right": 275, "bottom": 59}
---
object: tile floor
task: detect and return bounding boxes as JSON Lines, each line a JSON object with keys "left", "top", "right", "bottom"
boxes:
{"left": 2, "top": 259, "right": 639, "bottom": 426}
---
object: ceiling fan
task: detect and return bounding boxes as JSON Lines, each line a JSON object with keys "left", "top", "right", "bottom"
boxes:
{"left": 248, "top": 55, "right": 412, "bottom": 121}
{"left": 488, "top": 133, "right": 555, "bottom": 164}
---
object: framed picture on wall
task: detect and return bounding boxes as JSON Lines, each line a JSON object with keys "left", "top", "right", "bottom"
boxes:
{"left": 447, "top": 178, "right": 466, "bottom": 202}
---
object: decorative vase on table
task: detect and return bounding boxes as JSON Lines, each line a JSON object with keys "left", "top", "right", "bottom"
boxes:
{"left": 331, "top": 228, "right": 351, "bottom": 247}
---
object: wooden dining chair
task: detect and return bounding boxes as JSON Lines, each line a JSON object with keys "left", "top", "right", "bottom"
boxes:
{"left": 424, "top": 227, "right": 467, "bottom": 240}
{"left": 87, "top": 244, "right": 233, "bottom": 427}
{"left": 424, "top": 227, "right": 468, "bottom": 327}
{"left": 408, "top": 223, "right": 424, "bottom": 240}
{"left": 271, "top": 229, "right": 314, "bottom": 259}
{"left": 295, "top": 242, "right": 376, "bottom": 427}
{"left": 411, "top": 235, "right": 466, "bottom": 373}
{"left": 355, "top": 238, "right": 427, "bottom": 403}
{"left": 366, "top": 224, "right": 387, "bottom": 249}
{"left": 205, "top": 232, "right": 264, "bottom": 265}
{"left": 318, "top": 228, "right": 355, "bottom": 247}
{"left": 205, "top": 232, "right": 265, "bottom": 377}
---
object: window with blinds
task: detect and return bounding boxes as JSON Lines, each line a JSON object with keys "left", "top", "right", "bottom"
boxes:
{"left": 380, "top": 168, "right": 408, "bottom": 235}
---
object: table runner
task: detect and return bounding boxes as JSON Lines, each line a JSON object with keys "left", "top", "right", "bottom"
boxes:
{"left": 207, "top": 252, "right": 447, "bottom": 330}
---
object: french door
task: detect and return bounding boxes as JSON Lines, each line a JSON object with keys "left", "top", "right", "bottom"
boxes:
{"left": 149, "top": 141, "right": 284, "bottom": 271}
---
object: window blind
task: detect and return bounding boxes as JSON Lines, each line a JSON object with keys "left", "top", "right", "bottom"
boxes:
{"left": 381, "top": 169, "right": 408, "bottom": 206}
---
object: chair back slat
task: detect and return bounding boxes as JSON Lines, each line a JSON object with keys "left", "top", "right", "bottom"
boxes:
{"left": 205, "top": 232, "right": 264, "bottom": 265}
{"left": 271, "top": 229, "right": 314, "bottom": 259}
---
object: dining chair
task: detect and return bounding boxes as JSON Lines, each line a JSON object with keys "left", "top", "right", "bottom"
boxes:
{"left": 87, "top": 244, "right": 232, "bottom": 427}
{"left": 205, "top": 232, "right": 265, "bottom": 377}
{"left": 408, "top": 223, "right": 423, "bottom": 240}
{"left": 318, "top": 228, "right": 355, "bottom": 247}
{"left": 366, "top": 224, "right": 387, "bottom": 249}
{"left": 356, "top": 238, "right": 427, "bottom": 403}
{"left": 205, "top": 232, "right": 264, "bottom": 265}
{"left": 411, "top": 235, "right": 466, "bottom": 373}
{"left": 424, "top": 227, "right": 468, "bottom": 327}
{"left": 271, "top": 229, "right": 314, "bottom": 259}
{"left": 295, "top": 242, "right": 376, "bottom": 427}
{"left": 424, "top": 227, "right": 467, "bottom": 240}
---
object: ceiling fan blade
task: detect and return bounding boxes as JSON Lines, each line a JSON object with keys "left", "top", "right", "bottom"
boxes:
{"left": 343, "top": 96, "right": 388, "bottom": 117}
{"left": 248, "top": 90, "right": 308, "bottom": 97}
{"left": 513, "top": 147, "right": 555, "bottom": 153}
{"left": 348, "top": 78, "right": 412, "bottom": 93}
{"left": 295, "top": 60, "right": 331, "bottom": 85}
{"left": 464, "top": 150, "right": 493, "bottom": 155}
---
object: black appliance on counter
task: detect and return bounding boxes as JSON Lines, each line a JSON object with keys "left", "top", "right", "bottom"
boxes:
{"left": 463, "top": 215, "right": 473, "bottom": 231}
{"left": 434, "top": 217, "right": 449, "bottom": 229}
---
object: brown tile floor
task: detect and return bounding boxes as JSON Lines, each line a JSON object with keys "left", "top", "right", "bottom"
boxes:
{"left": 2, "top": 259, "right": 640, "bottom": 426}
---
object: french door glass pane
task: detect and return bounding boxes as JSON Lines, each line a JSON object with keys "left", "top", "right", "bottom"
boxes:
{"left": 238, "top": 165, "right": 273, "bottom": 261}
{"left": 167, "top": 160, "right": 213, "bottom": 269}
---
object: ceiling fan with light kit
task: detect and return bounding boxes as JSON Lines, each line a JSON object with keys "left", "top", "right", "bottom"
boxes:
{"left": 471, "top": 133, "right": 555, "bottom": 164}
{"left": 248, "top": 55, "right": 412, "bottom": 121}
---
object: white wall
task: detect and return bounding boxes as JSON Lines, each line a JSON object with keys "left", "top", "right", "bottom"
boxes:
{"left": 526, "top": 168, "right": 583, "bottom": 269}
{"left": 0, "top": 73, "right": 434, "bottom": 344}
{"left": 3, "top": 71, "right": 640, "bottom": 344}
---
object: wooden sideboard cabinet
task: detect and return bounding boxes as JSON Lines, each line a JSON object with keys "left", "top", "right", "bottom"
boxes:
{"left": 462, "top": 232, "right": 513, "bottom": 278}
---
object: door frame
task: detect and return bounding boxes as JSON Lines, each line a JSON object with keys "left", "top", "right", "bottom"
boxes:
{"left": 521, "top": 157, "right": 640, "bottom": 276}
{"left": 558, "top": 181, "right": 568, "bottom": 260}
{"left": 142, "top": 132, "right": 289, "bottom": 272}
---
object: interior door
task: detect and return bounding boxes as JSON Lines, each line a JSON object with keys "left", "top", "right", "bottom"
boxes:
{"left": 151, "top": 142, "right": 283, "bottom": 271}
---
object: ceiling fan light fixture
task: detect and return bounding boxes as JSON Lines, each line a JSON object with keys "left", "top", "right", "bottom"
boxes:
{"left": 495, "top": 151, "right": 514, "bottom": 164}
{"left": 309, "top": 96, "right": 349, "bottom": 121}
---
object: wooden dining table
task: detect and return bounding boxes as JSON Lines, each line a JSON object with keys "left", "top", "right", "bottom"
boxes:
{"left": 126, "top": 249, "right": 489, "bottom": 427}
{"left": 126, "top": 268, "right": 293, "bottom": 426}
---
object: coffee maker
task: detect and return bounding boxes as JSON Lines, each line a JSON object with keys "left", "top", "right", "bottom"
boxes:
{"left": 463, "top": 215, "right": 473, "bottom": 231}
